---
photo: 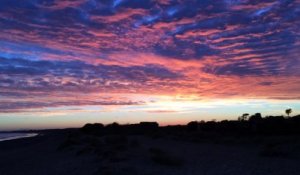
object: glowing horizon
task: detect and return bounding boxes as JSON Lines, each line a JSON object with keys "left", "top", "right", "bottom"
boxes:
{"left": 0, "top": 0, "right": 300, "bottom": 130}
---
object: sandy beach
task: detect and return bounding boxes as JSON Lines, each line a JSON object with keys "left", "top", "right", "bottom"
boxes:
{"left": 0, "top": 127, "right": 300, "bottom": 175}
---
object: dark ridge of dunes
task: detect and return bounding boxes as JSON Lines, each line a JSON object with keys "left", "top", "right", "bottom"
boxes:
{"left": 1, "top": 116, "right": 300, "bottom": 175}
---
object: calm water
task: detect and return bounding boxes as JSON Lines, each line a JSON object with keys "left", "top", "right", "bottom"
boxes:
{"left": 0, "top": 133, "right": 38, "bottom": 142}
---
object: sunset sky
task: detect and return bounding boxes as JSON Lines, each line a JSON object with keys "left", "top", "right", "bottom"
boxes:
{"left": 0, "top": 0, "right": 300, "bottom": 130}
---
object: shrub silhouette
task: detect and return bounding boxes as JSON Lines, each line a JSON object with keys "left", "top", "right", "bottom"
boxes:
{"left": 139, "top": 122, "right": 159, "bottom": 129}
{"left": 81, "top": 123, "right": 104, "bottom": 136}
{"left": 187, "top": 121, "right": 198, "bottom": 131}
{"left": 105, "top": 122, "right": 121, "bottom": 134}
{"left": 249, "top": 113, "right": 262, "bottom": 122}
{"left": 286, "top": 108, "right": 292, "bottom": 117}
{"left": 238, "top": 113, "right": 249, "bottom": 121}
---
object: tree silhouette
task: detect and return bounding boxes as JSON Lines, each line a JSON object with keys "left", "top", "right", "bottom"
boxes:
{"left": 249, "top": 113, "right": 262, "bottom": 122}
{"left": 238, "top": 113, "right": 249, "bottom": 121}
{"left": 285, "top": 108, "right": 292, "bottom": 117}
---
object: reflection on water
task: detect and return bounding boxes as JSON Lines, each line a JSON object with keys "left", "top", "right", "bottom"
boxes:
{"left": 0, "top": 133, "right": 38, "bottom": 142}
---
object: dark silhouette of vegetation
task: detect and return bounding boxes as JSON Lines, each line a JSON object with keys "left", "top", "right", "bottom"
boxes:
{"left": 73, "top": 113, "right": 300, "bottom": 141}
{"left": 81, "top": 123, "right": 104, "bottom": 136}
{"left": 80, "top": 122, "right": 159, "bottom": 136}
{"left": 238, "top": 113, "right": 249, "bottom": 121}
{"left": 187, "top": 121, "right": 198, "bottom": 131}
{"left": 249, "top": 113, "right": 262, "bottom": 122}
{"left": 286, "top": 108, "right": 292, "bottom": 117}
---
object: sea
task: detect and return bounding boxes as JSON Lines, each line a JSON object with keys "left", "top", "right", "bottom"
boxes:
{"left": 0, "top": 133, "right": 38, "bottom": 142}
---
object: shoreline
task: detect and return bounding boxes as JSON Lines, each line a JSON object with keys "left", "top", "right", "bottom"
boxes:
{"left": 0, "top": 133, "right": 39, "bottom": 142}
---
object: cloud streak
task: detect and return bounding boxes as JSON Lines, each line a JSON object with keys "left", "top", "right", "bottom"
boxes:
{"left": 0, "top": 0, "right": 300, "bottom": 113}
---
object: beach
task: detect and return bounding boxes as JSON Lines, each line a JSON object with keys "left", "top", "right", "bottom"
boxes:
{"left": 0, "top": 128, "right": 300, "bottom": 175}
{"left": 0, "top": 133, "right": 38, "bottom": 142}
